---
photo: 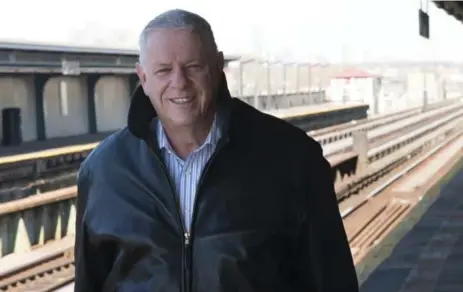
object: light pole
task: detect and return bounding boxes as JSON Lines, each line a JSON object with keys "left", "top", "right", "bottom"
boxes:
{"left": 419, "top": 0, "right": 430, "bottom": 111}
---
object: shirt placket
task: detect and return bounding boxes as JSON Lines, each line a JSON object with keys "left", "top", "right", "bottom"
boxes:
{"left": 179, "top": 155, "right": 195, "bottom": 231}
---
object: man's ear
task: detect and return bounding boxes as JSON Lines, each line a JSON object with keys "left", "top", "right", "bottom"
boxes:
{"left": 216, "top": 51, "right": 225, "bottom": 71}
{"left": 135, "top": 62, "right": 148, "bottom": 95}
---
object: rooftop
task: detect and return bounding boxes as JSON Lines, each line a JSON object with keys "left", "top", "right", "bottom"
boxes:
{"left": 332, "top": 68, "right": 376, "bottom": 79}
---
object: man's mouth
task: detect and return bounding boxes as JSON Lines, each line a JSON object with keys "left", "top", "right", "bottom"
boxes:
{"left": 170, "top": 96, "right": 194, "bottom": 104}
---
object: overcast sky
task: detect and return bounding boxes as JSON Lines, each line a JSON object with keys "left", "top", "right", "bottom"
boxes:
{"left": 1, "top": 0, "right": 463, "bottom": 62}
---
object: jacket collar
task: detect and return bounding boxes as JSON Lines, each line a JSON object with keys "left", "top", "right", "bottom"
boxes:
{"left": 127, "top": 72, "right": 234, "bottom": 143}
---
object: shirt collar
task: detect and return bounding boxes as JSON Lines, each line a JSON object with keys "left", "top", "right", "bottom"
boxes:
{"left": 157, "top": 114, "right": 222, "bottom": 154}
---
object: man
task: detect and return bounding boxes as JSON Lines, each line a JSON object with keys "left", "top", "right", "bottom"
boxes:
{"left": 74, "top": 8, "right": 358, "bottom": 292}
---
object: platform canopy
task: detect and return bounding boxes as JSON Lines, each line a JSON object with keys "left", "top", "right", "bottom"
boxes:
{"left": 434, "top": 1, "right": 463, "bottom": 24}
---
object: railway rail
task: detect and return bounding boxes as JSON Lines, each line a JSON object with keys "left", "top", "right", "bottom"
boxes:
{"left": 324, "top": 105, "right": 461, "bottom": 163}
{"left": 322, "top": 101, "right": 463, "bottom": 157}
{"left": 0, "top": 247, "right": 74, "bottom": 292}
{"left": 312, "top": 98, "right": 460, "bottom": 145}
{"left": 335, "top": 113, "right": 463, "bottom": 200}
{"left": 313, "top": 107, "right": 420, "bottom": 145}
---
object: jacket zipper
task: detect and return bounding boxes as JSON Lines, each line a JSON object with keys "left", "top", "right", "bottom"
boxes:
{"left": 184, "top": 232, "right": 191, "bottom": 292}
{"left": 150, "top": 137, "right": 228, "bottom": 292}
{"left": 184, "top": 138, "right": 228, "bottom": 292}
{"left": 149, "top": 144, "right": 190, "bottom": 292}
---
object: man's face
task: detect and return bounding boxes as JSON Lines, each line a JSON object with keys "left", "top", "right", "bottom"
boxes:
{"left": 136, "top": 28, "right": 223, "bottom": 128}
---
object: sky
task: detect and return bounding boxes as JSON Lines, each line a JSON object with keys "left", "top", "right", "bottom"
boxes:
{"left": 1, "top": 0, "right": 463, "bottom": 63}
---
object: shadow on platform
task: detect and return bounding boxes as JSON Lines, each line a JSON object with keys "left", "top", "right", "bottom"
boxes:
{"left": 360, "top": 160, "right": 463, "bottom": 292}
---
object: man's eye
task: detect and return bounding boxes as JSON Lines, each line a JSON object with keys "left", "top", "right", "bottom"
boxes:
{"left": 187, "top": 64, "right": 203, "bottom": 70}
{"left": 155, "top": 68, "right": 171, "bottom": 75}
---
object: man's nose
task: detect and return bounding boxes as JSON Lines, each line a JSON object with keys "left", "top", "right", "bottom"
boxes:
{"left": 170, "top": 67, "right": 188, "bottom": 89}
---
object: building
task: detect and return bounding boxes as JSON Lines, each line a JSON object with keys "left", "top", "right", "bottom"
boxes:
{"left": 328, "top": 68, "right": 381, "bottom": 115}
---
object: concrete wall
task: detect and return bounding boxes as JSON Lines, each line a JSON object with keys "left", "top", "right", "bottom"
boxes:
{"left": 94, "top": 76, "right": 130, "bottom": 132}
{"left": 0, "top": 76, "right": 37, "bottom": 142}
{"left": 43, "top": 77, "right": 89, "bottom": 138}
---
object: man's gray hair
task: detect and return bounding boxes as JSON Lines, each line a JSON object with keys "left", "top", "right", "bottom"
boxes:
{"left": 139, "top": 9, "right": 218, "bottom": 64}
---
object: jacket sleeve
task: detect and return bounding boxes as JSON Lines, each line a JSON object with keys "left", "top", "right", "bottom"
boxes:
{"left": 295, "top": 142, "right": 359, "bottom": 291}
{"left": 74, "top": 167, "right": 109, "bottom": 292}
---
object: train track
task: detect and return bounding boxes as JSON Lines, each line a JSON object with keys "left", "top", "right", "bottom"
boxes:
{"left": 354, "top": 105, "right": 461, "bottom": 150}
{"left": 312, "top": 99, "right": 460, "bottom": 145}
{"left": 341, "top": 130, "right": 463, "bottom": 264}
{"left": 313, "top": 107, "right": 420, "bottom": 144}
{"left": 324, "top": 105, "right": 460, "bottom": 163}
{"left": 334, "top": 112, "right": 463, "bottom": 200}
{"left": 322, "top": 102, "right": 463, "bottom": 157}
{"left": 0, "top": 248, "right": 74, "bottom": 292}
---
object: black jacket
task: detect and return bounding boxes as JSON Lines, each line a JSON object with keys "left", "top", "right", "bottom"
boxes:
{"left": 74, "top": 75, "right": 359, "bottom": 292}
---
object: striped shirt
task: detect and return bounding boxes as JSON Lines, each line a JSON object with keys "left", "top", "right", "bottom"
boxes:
{"left": 156, "top": 116, "right": 222, "bottom": 231}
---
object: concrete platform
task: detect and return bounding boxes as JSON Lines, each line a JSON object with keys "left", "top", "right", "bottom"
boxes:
{"left": 0, "top": 133, "right": 109, "bottom": 164}
{"left": 393, "top": 136, "right": 463, "bottom": 193}
{"left": 360, "top": 164, "right": 463, "bottom": 292}
{"left": 265, "top": 102, "right": 366, "bottom": 120}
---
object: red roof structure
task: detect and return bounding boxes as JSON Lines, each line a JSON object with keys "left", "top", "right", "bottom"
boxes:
{"left": 332, "top": 68, "right": 374, "bottom": 79}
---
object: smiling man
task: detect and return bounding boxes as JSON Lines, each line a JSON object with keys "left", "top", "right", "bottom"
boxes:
{"left": 74, "top": 8, "right": 358, "bottom": 292}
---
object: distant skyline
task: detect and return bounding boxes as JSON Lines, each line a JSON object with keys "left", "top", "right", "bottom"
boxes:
{"left": 2, "top": 0, "right": 463, "bottom": 62}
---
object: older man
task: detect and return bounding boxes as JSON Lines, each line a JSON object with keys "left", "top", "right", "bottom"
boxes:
{"left": 74, "top": 8, "right": 358, "bottom": 292}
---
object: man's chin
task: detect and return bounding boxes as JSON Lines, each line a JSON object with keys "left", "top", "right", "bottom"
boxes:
{"left": 165, "top": 116, "right": 199, "bottom": 129}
